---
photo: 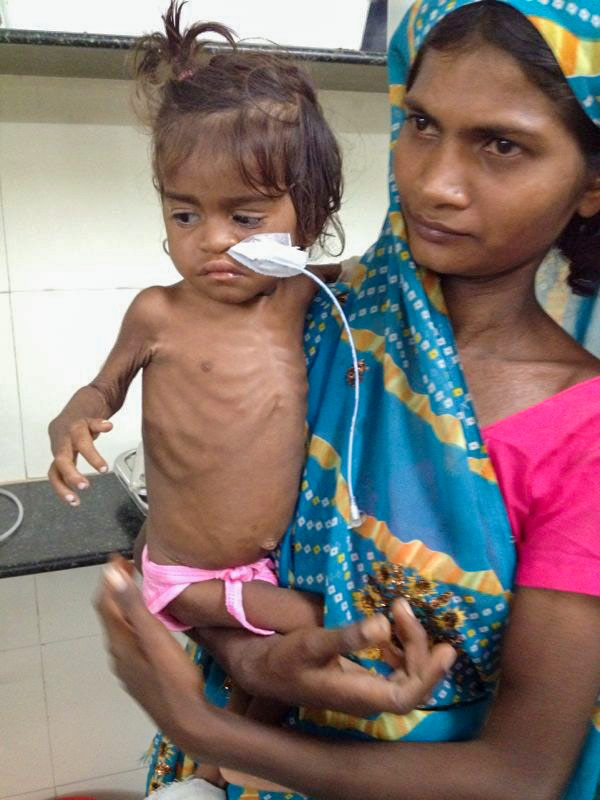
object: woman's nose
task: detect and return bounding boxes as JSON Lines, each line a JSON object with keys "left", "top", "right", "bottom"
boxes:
{"left": 419, "top": 144, "right": 470, "bottom": 209}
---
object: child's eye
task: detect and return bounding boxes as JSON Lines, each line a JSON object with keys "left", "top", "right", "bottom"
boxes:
{"left": 172, "top": 211, "right": 199, "bottom": 225}
{"left": 484, "top": 138, "right": 521, "bottom": 157}
{"left": 233, "top": 214, "right": 263, "bottom": 228}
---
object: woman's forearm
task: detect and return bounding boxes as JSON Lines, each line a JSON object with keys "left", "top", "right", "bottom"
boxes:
{"left": 184, "top": 703, "right": 546, "bottom": 800}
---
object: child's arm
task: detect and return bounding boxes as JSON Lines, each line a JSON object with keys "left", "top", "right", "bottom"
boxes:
{"left": 48, "top": 287, "right": 158, "bottom": 506}
{"left": 311, "top": 255, "right": 362, "bottom": 285}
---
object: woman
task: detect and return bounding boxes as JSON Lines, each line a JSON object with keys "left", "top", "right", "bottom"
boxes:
{"left": 98, "top": 1, "right": 600, "bottom": 797}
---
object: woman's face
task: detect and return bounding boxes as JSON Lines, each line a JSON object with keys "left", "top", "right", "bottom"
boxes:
{"left": 394, "top": 41, "right": 600, "bottom": 280}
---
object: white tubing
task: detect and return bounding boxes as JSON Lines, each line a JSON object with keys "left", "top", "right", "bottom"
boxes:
{"left": 228, "top": 234, "right": 364, "bottom": 528}
{"left": 299, "top": 271, "right": 363, "bottom": 527}
{"left": 0, "top": 488, "right": 24, "bottom": 543}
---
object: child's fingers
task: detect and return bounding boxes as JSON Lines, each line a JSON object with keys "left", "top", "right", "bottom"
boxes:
{"left": 78, "top": 440, "right": 109, "bottom": 474}
{"left": 51, "top": 450, "right": 90, "bottom": 493}
{"left": 71, "top": 419, "right": 109, "bottom": 474}
{"left": 87, "top": 418, "right": 113, "bottom": 467}
{"left": 48, "top": 460, "right": 82, "bottom": 506}
{"left": 88, "top": 418, "right": 113, "bottom": 436}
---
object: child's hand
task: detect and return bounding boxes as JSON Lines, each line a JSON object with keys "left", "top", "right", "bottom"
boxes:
{"left": 48, "top": 417, "right": 112, "bottom": 506}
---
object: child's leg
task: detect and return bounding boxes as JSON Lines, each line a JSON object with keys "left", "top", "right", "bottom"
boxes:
{"left": 168, "top": 579, "right": 323, "bottom": 632}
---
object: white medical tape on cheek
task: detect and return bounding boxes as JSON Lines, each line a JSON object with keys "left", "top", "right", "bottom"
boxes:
{"left": 227, "top": 232, "right": 308, "bottom": 275}
{"left": 228, "top": 233, "right": 364, "bottom": 528}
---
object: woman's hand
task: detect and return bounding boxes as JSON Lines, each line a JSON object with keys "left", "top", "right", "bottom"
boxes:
{"left": 97, "top": 556, "right": 455, "bottom": 722}
{"left": 95, "top": 557, "right": 210, "bottom": 751}
{"left": 200, "top": 598, "right": 455, "bottom": 717}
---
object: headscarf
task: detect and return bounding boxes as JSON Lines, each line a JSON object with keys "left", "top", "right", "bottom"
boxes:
{"left": 146, "top": 3, "right": 599, "bottom": 798}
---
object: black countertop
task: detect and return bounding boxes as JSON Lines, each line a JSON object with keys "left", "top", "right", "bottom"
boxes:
{"left": 0, "top": 474, "right": 144, "bottom": 578}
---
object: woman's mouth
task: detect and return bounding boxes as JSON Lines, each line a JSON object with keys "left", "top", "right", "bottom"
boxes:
{"left": 407, "top": 212, "right": 470, "bottom": 243}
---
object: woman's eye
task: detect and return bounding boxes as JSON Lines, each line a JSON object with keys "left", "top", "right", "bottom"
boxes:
{"left": 485, "top": 138, "right": 521, "bottom": 157}
{"left": 406, "top": 113, "right": 430, "bottom": 132}
{"left": 173, "top": 211, "right": 198, "bottom": 225}
{"left": 233, "top": 214, "right": 263, "bottom": 228}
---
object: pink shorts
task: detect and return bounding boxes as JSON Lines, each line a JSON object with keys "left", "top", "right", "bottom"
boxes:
{"left": 141, "top": 546, "right": 278, "bottom": 635}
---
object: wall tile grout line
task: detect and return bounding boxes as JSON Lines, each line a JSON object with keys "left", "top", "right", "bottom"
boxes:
{"left": 38, "top": 642, "right": 58, "bottom": 794}
{"left": 0, "top": 172, "right": 27, "bottom": 480}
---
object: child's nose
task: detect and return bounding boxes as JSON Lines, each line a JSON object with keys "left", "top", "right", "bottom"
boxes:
{"left": 200, "top": 217, "right": 236, "bottom": 253}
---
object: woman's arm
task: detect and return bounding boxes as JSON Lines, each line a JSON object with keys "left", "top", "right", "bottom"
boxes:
{"left": 98, "top": 561, "right": 600, "bottom": 800}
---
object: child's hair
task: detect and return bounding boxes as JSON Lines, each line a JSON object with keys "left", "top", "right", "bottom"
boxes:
{"left": 134, "top": 0, "right": 343, "bottom": 252}
{"left": 407, "top": 0, "right": 600, "bottom": 296}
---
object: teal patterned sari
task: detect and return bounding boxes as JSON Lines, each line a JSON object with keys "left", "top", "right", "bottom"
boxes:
{"left": 147, "top": 2, "right": 600, "bottom": 797}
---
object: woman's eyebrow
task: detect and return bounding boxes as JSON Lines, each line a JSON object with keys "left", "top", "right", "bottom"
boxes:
{"left": 403, "top": 96, "right": 434, "bottom": 119}
{"left": 469, "top": 123, "right": 542, "bottom": 141}
{"left": 404, "top": 96, "right": 543, "bottom": 141}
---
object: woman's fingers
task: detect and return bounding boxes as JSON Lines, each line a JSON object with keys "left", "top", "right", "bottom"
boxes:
{"left": 301, "top": 613, "right": 391, "bottom": 665}
{"left": 97, "top": 557, "right": 208, "bottom": 744}
{"left": 325, "top": 663, "right": 420, "bottom": 716}
{"left": 389, "top": 599, "right": 456, "bottom": 703}
{"left": 102, "top": 559, "right": 190, "bottom": 674}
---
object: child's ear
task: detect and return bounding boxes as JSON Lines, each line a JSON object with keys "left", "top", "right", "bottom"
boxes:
{"left": 577, "top": 172, "right": 600, "bottom": 218}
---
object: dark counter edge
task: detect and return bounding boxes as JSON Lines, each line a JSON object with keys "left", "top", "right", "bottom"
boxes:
{"left": 1, "top": 548, "right": 133, "bottom": 578}
{"left": 0, "top": 28, "right": 387, "bottom": 66}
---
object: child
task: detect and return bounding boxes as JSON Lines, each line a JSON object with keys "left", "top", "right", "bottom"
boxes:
{"left": 48, "top": 1, "right": 350, "bottom": 794}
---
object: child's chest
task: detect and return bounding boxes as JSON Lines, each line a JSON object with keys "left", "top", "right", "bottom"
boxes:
{"left": 141, "top": 313, "right": 308, "bottom": 421}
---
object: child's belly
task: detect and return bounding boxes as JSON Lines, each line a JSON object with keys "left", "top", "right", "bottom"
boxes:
{"left": 140, "top": 343, "right": 307, "bottom": 569}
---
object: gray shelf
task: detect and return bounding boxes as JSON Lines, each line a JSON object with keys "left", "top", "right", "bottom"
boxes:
{"left": 0, "top": 29, "right": 387, "bottom": 92}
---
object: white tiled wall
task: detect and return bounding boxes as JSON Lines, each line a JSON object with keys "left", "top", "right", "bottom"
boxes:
{"left": 3, "top": 0, "right": 371, "bottom": 51}
{"left": 0, "top": 74, "right": 389, "bottom": 483}
{"left": 0, "top": 565, "right": 154, "bottom": 799}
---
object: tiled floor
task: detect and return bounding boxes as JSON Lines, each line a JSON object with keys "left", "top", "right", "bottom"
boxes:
{"left": 0, "top": 565, "right": 156, "bottom": 799}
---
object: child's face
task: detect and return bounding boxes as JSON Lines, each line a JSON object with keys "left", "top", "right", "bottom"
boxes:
{"left": 394, "top": 42, "right": 600, "bottom": 281}
{"left": 161, "top": 152, "right": 300, "bottom": 303}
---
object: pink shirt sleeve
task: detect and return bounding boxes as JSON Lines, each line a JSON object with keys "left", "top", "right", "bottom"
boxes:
{"left": 483, "top": 377, "right": 600, "bottom": 597}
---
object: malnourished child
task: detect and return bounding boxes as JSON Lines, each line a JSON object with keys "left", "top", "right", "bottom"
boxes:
{"left": 48, "top": 2, "right": 350, "bottom": 795}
